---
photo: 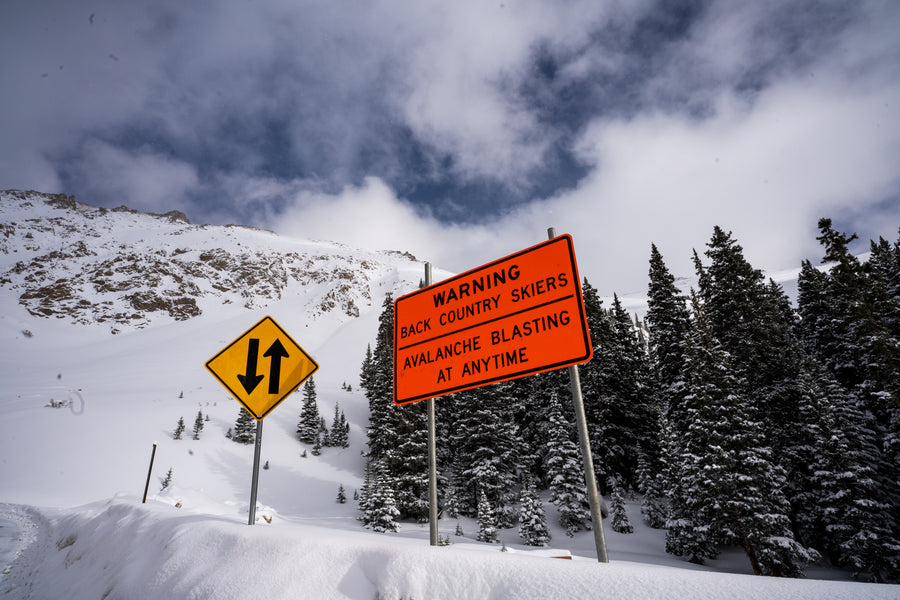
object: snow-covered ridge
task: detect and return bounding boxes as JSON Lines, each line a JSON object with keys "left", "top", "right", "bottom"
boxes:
{"left": 0, "top": 190, "right": 421, "bottom": 332}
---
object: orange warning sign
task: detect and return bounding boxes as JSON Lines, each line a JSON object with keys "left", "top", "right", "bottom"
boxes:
{"left": 393, "top": 234, "right": 592, "bottom": 405}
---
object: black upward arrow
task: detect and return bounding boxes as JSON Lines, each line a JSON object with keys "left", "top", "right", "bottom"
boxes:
{"left": 237, "top": 338, "right": 264, "bottom": 394}
{"left": 264, "top": 339, "right": 289, "bottom": 394}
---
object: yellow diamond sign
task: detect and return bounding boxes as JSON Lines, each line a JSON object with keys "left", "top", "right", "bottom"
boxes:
{"left": 206, "top": 316, "right": 319, "bottom": 419}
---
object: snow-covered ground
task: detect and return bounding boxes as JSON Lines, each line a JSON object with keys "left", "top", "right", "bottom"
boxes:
{"left": 0, "top": 194, "right": 895, "bottom": 598}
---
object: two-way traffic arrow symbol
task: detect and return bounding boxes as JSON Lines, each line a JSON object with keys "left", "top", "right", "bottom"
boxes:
{"left": 237, "top": 338, "right": 290, "bottom": 395}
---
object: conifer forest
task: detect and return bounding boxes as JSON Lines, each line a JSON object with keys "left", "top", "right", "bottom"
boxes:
{"left": 358, "top": 219, "right": 900, "bottom": 583}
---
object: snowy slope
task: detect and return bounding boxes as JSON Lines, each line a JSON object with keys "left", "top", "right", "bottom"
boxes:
{"left": 0, "top": 191, "right": 895, "bottom": 599}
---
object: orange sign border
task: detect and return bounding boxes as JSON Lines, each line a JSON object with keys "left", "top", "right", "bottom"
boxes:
{"left": 393, "top": 234, "right": 592, "bottom": 405}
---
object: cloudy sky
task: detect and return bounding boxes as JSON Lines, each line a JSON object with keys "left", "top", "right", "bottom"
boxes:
{"left": 2, "top": 0, "right": 899, "bottom": 299}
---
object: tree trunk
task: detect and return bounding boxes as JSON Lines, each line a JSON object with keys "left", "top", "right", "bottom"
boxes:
{"left": 742, "top": 536, "right": 762, "bottom": 576}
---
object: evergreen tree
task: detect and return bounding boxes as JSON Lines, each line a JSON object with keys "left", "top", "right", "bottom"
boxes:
{"left": 173, "top": 416, "right": 185, "bottom": 440}
{"left": 507, "top": 371, "right": 562, "bottom": 489}
{"left": 364, "top": 462, "right": 400, "bottom": 533}
{"left": 696, "top": 227, "right": 806, "bottom": 463}
{"left": 545, "top": 391, "right": 591, "bottom": 537}
{"left": 327, "top": 403, "right": 349, "bottom": 448}
{"left": 192, "top": 411, "right": 204, "bottom": 440}
{"left": 646, "top": 243, "right": 692, "bottom": 417}
{"left": 364, "top": 293, "right": 430, "bottom": 521}
{"left": 793, "top": 363, "right": 899, "bottom": 581}
{"left": 579, "top": 280, "right": 656, "bottom": 492}
{"left": 799, "top": 219, "right": 900, "bottom": 576}
{"left": 609, "top": 478, "right": 633, "bottom": 534}
{"left": 449, "top": 383, "right": 520, "bottom": 527}
{"left": 339, "top": 411, "right": 350, "bottom": 448}
{"left": 365, "top": 294, "right": 395, "bottom": 459}
{"left": 476, "top": 490, "right": 498, "bottom": 543}
{"left": 606, "top": 294, "right": 658, "bottom": 489}
{"left": 312, "top": 433, "right": 322, "bottom": 456}
{"left": 297, "top": 377, "right": 320, "bottom": 444}
{"left": 233, "top": 407, "right": 256, "bottom": 444}
{"left": 518, "top": 478, "right": 550, "bottom": 546}
{"left": 160, "top": 467, "right": 173, "bottom": 490}
{"left": 636, "top": 450, "right": 667, "bottom": 529}
{"left": 336, "top": 483, "right": 347, "bottom": 504}
{"left": 667, "top": 298, "right": 815, "bottom": 576}
{"left": 357, "top": 459, "right": 373, "bottom": 523}
{"left": 359, "top": 343, "right": 374, "bottom": 392}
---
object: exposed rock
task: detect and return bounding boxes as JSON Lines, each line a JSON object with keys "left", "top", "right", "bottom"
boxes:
{"left": 0, "top": 190, "right": 419, "bottom": 332}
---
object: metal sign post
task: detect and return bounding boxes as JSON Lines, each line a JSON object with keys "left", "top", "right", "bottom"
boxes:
{"left": 548, "top": 227, "right": 608, "bottom": 563}
{"left": 424, "top": 263, "right": 439, "bottom": 546}
{"left": 248, "top": 420, "right": 264, "bottom": 524}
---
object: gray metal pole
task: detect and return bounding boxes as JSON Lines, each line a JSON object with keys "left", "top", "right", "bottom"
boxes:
{"left": 142, "top": 441, "right": 157, "bottom": 504}
{"left": 547, "top": 227, "right": 609, "bottom": 563}
{"left": 424, "top": 262, "right": 440, "bottom": 546}
{"left": 248, "top": 419, "right": 264, "bottom": 525}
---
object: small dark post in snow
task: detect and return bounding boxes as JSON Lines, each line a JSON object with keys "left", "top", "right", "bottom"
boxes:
{"left": 548, "top": 227, "right": 609, "bottom": 563}
{"left": 424, "top": 262, "right": 440, "bottom": 547}
{"left": 142, "top": 441, "right": 157, "bottom": 504}
{"left": 248, "top": 419, "right": 264, "bottom": 524}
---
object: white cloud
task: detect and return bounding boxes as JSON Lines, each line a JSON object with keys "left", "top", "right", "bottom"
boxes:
{"left": 272, "top": 63, "right": 900, "bottom": 302}
{"left": 72, "top": 141, "right": 200, "bottom": 213}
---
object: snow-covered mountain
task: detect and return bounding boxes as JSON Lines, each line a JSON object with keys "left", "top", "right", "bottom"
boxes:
{"left": 0, "top": 190, "right": 424, "bottom": 331}
{"left": 0, "top": 190, "right": 892, "bottom": 599}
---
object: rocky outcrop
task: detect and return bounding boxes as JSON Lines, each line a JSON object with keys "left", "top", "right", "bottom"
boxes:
{"left": 0, "top": 190, "right": 416, "bottom": 331}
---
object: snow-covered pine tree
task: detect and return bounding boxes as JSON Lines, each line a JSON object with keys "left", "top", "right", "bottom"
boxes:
{"left": 518, "top": 478, "right": 550, "bottom": 546}
{"left": 365, "top": 293, "right": 430, "bottom": 521}
{"left": 160, "top": 467, "right": 173, "bottom": 490}
{"left": 576, "top": 278, "right": 613, "bottom": 485}
{"left": 800, "top": 364, "right": 898, "bottom": 581}
{"left": 646, "top": 243, "right": 693, "bottom": 406}
{"left": 357, "top": 459, "right": 373, "bottom": 524}
{"left": 673, "top": 296, "right": 815, "bottom": 577}
{"left": 505, "top": 369, "right": 563, "bottom": 492}
{"left": 359, "top": 343, "right": 374, "bottom": 392}
{"left": 173, "top": 416, "right": 185, "bottom": 440}
{"left": 327, "top": 403, "right": 349, "bottom": 448}
{"left": 366, "top": 462, "right": 400, "bottom": 533}
{"left": 450, "top": 383, "right": 520, "bottom": 527}
{"left": 696, "top": 227, "right": 806, "bottom": 466}
{"left": 579, "top": 280, "right": 657, "bottom": 492}
{"left": 606, "top": 293, "right": 658, "bottom": 489}
{"left": 609, "top": 477, "right": 633, "bottom": 534}
{"left": 296, "top": 377, "right": 320, "bottom": 444}
{"left": 338, "top": 410, "right": 350, "bottom": 448}
{"left": 645, "top": 244, "right": 694, "bottom": 521}
{"left": 192, "top": 410, "right": 204, "bottom": 440}
{"left": 336, "top": 483, "right": 347, "bottom": 504}
{"left": 545, "top": 391, "right": 591, "bottom": 537}
{"left": 233, "top": 407, "right": 256, "bottom": 444}
{"left": 365, "top": 295, "right": 395, "bottom": 460}
{"left": 476, "top": 490, "right": 498, "bottom": 543}
{"left": 312, "top": 432, "right": 322, "bottom": 456}
{"left": 798, "top": 221, "right": 900, "bottom": 583}
{"left": 636, "top": 451, "right": 666, "bottom": 529}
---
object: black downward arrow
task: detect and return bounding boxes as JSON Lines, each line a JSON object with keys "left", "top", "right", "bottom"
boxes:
{"left": 264, "top": 339, "right": 290, "bottom": 394}
{"left": 237, "top": 338, "right": 265, "bottom": 394}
